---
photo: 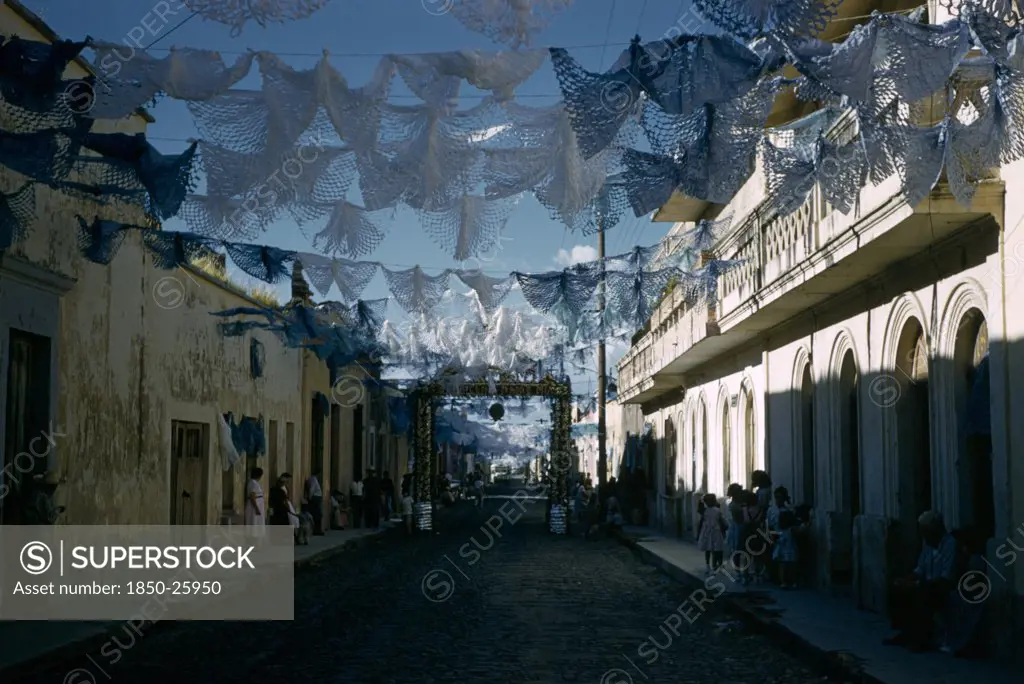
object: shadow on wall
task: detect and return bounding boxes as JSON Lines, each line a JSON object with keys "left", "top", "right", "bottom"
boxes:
{"left": 760, "top": 328, "right": 1006, "bottom": 651}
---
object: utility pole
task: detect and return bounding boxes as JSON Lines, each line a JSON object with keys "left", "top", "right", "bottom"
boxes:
{"left": 597, "top": 219, "right": 608, "bottom": 489}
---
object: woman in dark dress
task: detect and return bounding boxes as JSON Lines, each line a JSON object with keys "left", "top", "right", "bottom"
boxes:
{"left": 268, "top": 473, "right": 293, "bottom": 525}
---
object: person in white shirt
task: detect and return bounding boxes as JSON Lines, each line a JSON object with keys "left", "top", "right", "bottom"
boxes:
{"left": 350, "top": 477, "right": 364, "bottom": 529}
{"left": 304, "top": 470, "right": 324, "bottom": 535}
{"left": 401, "top": 491, "right": 414, "bottom": 535}
{"left": 245, "top": 467, "right": 265, "bottom": 541}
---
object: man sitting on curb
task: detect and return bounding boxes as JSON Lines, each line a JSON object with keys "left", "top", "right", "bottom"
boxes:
{"left": 884, "top": 510, "right": 957, "bottom": 652}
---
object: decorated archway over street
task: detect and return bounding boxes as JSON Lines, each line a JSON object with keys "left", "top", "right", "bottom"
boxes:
{"left": 411, "top": 370, "right": 573, "bottom": 533}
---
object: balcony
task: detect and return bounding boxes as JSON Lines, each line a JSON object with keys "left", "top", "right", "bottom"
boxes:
{"left": 618, "top": 112, "right": 1004, "bottom": 404}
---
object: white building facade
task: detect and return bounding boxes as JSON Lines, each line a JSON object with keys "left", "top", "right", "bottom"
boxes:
{"left": 616, "top": 0, "right": 1023, "bottom": 653}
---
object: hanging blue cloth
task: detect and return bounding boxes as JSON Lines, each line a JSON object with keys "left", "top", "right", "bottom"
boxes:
{"left": 1, "top": 184, "right": 35, "bottom": 251}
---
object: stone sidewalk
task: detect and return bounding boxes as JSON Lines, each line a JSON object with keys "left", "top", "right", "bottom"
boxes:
{"left": 0, "top": 520, "right": 400, "bottom": 674}
{"left": 616, "top": 526, "right": 1018, "bottom": 684}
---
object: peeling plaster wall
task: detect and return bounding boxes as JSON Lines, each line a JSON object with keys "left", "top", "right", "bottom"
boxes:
{"left": 144, "top": 266, "right": 304, "bottom": 527}
{"left": 0, "top": 4, "right": 311, "bottom": 525}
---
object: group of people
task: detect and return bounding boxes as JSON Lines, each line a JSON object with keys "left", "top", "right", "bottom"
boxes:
{"left": 696, "top": 470, "right": 810, "bottom": 588}
{"left": 244, "top": 468, "right": 313, "bottom": 538}
{"left": 243, "top": 467, "right": 403, "bottom": 543}
{"left": 348, "top": 468, "right": 396, "bottom": 529}
{"left": 570, "top": 474, "right": 627, "bottom": 538}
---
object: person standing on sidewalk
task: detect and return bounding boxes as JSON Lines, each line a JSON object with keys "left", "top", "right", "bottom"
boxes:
{"left": 698, "top": 493, "right": 726, "bottom": 574}
{"left": 350, "top": 476, "right": 364, "bottom": 529}
{"left": 269, "top": 473, "right": 293, "bottom": 526}
{"left": 363, "top": 468, "right": 381, "bottom": 529}
{"left": 304, "top": 469, "right": 324, "bottom": 536}
{"left": 245, "top": 467, "right": 266, "bottom": 541}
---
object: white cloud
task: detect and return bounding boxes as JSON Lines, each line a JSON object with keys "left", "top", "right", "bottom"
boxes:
{"left": 554, "top": 244, "right": 598, "bottom": 267}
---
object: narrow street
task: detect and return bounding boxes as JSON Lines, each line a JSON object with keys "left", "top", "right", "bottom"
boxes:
{"left": 27, "top": 486, "right": 830, "bottom": 684}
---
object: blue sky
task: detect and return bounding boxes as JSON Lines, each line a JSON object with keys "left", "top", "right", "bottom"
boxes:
{"left": 30, "top": 0, "right": 702, "bottom": 395}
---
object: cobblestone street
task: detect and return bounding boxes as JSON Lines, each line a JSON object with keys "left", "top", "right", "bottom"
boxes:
{"left": 27, "top": 489, "right": 833, "bottom": 684}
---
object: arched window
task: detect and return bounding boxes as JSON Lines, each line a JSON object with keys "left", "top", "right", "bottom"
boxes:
{"left": 954, "top": 310, "right": 993, "bottom": 540}
{"left": 664, "top": 418, "right": 677, "bottom": 495}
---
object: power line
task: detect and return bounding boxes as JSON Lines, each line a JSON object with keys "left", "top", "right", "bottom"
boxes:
{"left": 598, "top": 0, "right": 619, "bottom": 71}
{"left": 635, "top": 0, "right": 650, "bottom": 36}
{"left": 144, "top": 11, "right": 200, "bottom": 50}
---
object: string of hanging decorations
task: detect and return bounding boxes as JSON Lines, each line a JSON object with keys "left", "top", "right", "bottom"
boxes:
{"left": 73, "top": 213, "right": 730, "bottom": 350}
{"left": 8, "top": 4, "right": 1024, "bottom": 266}
{"left": 6, "top": 1, "right": 1024, "bottom": 378}
{"left": 179, "top": 0, "right": 576, "bottom": 45}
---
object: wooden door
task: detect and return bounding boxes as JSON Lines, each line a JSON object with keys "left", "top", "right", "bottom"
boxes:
{"left": 170, "top": 421, "right": 207, "bottom": 525}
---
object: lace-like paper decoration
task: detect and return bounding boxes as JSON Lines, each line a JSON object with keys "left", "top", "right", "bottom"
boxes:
{"left": 549, "top": 41, "right": 646, "bottom": 159}
{"left": 349, "top": 298, "right": 388, "bottom": 338}
{"left": 0, "top": 184, "right": 35, "bottom": 250}
{"left": 382, "top": 265, "right": 452, "bottom": 313}
{"left": 199, "top": 141, "right": 356, "bottom": 205}
{"left": 447, "top": 0, "right": 575, "bottom": 49}
{"left": 671, "top": 214, "right": 734, "bottom": 261}
{"left": 81, "top": 133, "right": 199, "bottom": 219}
{"left": 184, "top": 0, "right": 334, "bottom": 36}
{"left": 626, "top": 35, "right": 775, "bottom": 117}
{"left": 788, "top": 14, "right": 971, "bottom": 108}
{"left": 620, "top": 149, "right": 688, "bottom": 217}
{"left": 141, "top": 230, "right": 218, "bottom": 269}
{"left": 514, "top": 263, "right": 601, "bottom": 334}
{"left": 605, "top": 244, "right": 664, "bottom": 273}
{"left": 0, "top": 35, "right": 88, "bottom": 116}
{"left": 310, "top": 201, "right": 386, "bottom": 258}
{"left": 389, "top": 49, "right": 546, "bottom": 102}
{"left": 180, "top": 194, "right": 278, "bottom": 240}
{"left": 75, "top": 217, "right": 129, "bottom": 265}
{"left": 763, "top": 135, "right": 867, "bottom": 216}
{"left": 692, "top": 0, "right": 843, "bottom": 39}
{"left": 641, "top": 81, "right": 777, "bottom": 204}
{"left": 359, "top": 99, "right": 503, "bottom": 213}
{"left": 453, "top": 269, "right": 515, "bottom": 312}
{"left": 419, "top": 194, "right": 517, "bottom": 259}
{"left": 486, "top": 102, "right": 630, "bottom": 232}
{"left": 188, "top": 55, "right": 392, "bottom": 161}
{"left": 296, "top": 253, "right": 379, "bottom": 300}
{"left": 683, "top": 259, "right": 745, "bottom": 304}
{"left": 88, "top": 43, "right": 256, "bottom": 119}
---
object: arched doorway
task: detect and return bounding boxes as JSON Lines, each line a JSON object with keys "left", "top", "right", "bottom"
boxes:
{"left": 701, "top": 404, "right": 709, "bottom": 493}
{"left": 953, "top": 310, "right": 993, "bottom": 540}
{"left": 893, "top": 318, "right": 932, "bottom": 575}
{"left": 834, "top": 349, "right": 860, "bottom": 588}
{"left": 664, "top": 418, "right": 677, "bottom": 496}
{"left": 691, "top": 411, "right": 698, "bottom": 492}
{"left": 743, "top": 387, "right": 756, "bottom": 486}
{"left": 800, "top": 364, "right": 815, "bottom": 507}
{"left": 722, "top": 402, "right": 732, "bottom": 491}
